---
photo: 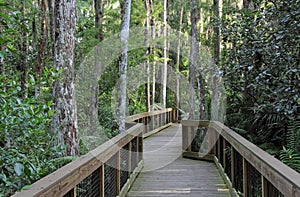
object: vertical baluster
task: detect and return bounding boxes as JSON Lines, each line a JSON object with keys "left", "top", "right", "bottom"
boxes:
{"left": 128, "top": 141, "right": 132, "bottom": 177}
{"left": 231, "top": 146, "right": 235, "bottom": 188}
{"left": 100, "top": 165, "right": 104, "bottom": 197}
{"left": 136, "top": 135, "right": 139, "bottom": 164}
{"left": 262, "top": 176, "right": 269, "bottom": 197}
{"left": 116, "top": 151, "right": 120, "bottom": 195}
{"left": 217, "top": 136, "right": 221, "bottom": 162}
{"left": 188, "top": 126, "right": 192, "bottom": 152}
{"left": 223, "top": 138, "right": 226, "bottom": 171}
{"left": 243, "top": 158, "right": 248, "bottom": 197}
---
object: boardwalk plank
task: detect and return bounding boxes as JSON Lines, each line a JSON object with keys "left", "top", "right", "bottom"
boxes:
{"left": 127, "top": 124, "right": 231, "bottom": 197}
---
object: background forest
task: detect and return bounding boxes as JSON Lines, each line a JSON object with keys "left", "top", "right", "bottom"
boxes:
{"left": 0, "top": 0, "right": 299, "bottom": 196}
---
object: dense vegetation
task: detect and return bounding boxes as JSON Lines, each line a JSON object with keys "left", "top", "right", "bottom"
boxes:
{"left": 0, "top": 0, "right": 299, "bottom": 196}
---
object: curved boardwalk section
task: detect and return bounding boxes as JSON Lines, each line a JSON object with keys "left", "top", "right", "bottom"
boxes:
{"left": 127, "top": 124, "right": 231, "bottom": 197}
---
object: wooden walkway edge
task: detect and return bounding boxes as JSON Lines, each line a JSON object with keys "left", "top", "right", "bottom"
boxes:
{"left": 127, "top": 124, "right": 231, "bottom": 197}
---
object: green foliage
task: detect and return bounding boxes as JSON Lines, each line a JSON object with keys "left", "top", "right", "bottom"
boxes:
{"left": 0, "top": 73, "right": 73, "bottom": 196}
{"left": 279, "top": 147, "right": 300, "bottom": 173}
{"left": 222, "top": 0, "right": 300, "bottom": 152}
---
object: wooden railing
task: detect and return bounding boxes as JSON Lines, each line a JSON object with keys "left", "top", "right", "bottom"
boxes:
{"left": 182, "top": 120, "right": 300, "bottom": 197}
{"left": 126, "top": 108, "right": 178, "bottom": 138}
{"left": 12, "top": 108, "right": 177, "bottom": 197}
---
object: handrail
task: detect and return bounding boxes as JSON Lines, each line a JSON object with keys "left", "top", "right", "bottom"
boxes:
{"left": 12, "top": 108, "right": 177, "bottom": 197}
{"left": 126, "top": 108, "right": 177, "bottom": 138}
{"left": 181, "top": 120, "right": 300, "bottom": 197}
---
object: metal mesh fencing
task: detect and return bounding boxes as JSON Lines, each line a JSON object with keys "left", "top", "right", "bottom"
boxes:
{"left": 76, "top": 167, "right": 101, "bottom": 197}
{"left": 131, "top": 137, "right": 137, "bottom": 172}
{"left": 120, "top": 143, "right": 130, "bottom": 189}
{"left": 104, "top": 154, "right": 117, "bottom": 197}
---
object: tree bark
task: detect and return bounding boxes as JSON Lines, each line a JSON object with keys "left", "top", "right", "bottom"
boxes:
{"left": 19, "top": 0, "right": 28, "bottom": 98}
{"left": 162, "top": 0, "right": 168, "bottom": 108}
{"left": 0, "top": 20, "right": 3, "bottom": 75}
{"left": 145, "top": 0, "right": 151, "bottom": 112}
{"left": 176, "top": 0, "right": 183, "bottom": 112}
{"left": 36, "top": 0, "right": 48, "bottom": 97}
{"left": 118, "top": 0, "right": 131, "bottom": 132}
{"left": 48, "top": 0, "right": 55, "bottom": 56}
{"left": 189, "top": 0, "right": 198, "bottom": 119}
{"left": 52, "top": 0, "right": 79, "bottom": 156}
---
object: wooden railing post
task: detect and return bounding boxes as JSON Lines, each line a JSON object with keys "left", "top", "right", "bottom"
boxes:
{"left": 116, "top": 151, "right": 121, "bottom": 195}
{"left": 262, "top": 176, "right": 268, "bottom": 197}
{"left": 101, "top": 165, "right": 104, "bottom": 197}
{"left": 243, "top": 158, "right": 248, "bottom": 197}
{"left": 217, "top": 137, "right": 221, "bottom": 162}
{"left": 231, "top": 146, "right": 235, "bottom": 188}
{"left": 222, "top": 138, "right": 226, "bottom": 171}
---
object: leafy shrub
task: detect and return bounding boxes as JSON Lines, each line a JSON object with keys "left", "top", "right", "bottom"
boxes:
{"left": 0, "top": 75, "right": 74, "bottom": 196}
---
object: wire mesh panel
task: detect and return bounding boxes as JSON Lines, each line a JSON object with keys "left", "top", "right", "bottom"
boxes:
{"left": 104, "top": 154, "right": 118, "bottom": 197}
{"left": 224, "top": 143, "right": 231, "bottom": 181}
{"left": 182, "top": 125, "right": 189, "bottom": 151}
{"left": 131, "top": 137, "right": 138, "bottom": 172}
{"left": 233, "top": 149, "right": 243, "bottom": 193}
{"left": 76, "top": 167, "right": 101, "bottom": 197}
{"left": 191, "top": 127, "right": 208, "bottom": 152}
{"left": 120, "top": 143, "right": 129, "bottom": 189}
{"left": 263, "top": 179, "right": 284, "bottom": 197}
{"left": 247, "top": 162, "right": 262, "bottom": 197}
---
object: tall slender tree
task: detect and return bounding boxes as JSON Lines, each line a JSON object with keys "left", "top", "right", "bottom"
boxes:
{"left": 145, "top": 0, "right": 152, "bottom": 112}
{"left": 18, "top": 0, "right": 28, "bottom": 98}
{"left": 188, "top": 0, "right": 198, "bottom": 119}
{"left": 52, "top": 0, "right": 79, "bottom": 156}
{"left": 162, "top": 0, "right": 168, "bottom": 108}
{"left": 176, "top": 0, "right": 183, "bottom": 112}
{"left": 117, "top": 0, "right": 131, "bottom": 132}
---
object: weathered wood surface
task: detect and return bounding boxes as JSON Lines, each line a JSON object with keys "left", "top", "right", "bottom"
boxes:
{"left": 127, "top": 124, "right": 231, "bottom": 197}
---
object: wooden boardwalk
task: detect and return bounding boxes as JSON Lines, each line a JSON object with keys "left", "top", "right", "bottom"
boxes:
{"left": 127, "top": 124, "right": 231, "bottom": 197}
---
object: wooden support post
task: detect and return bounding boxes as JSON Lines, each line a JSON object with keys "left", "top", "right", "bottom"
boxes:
{"left": 128, "top": 141, "right": 132, "bottom": 175}
{"left": 223, "top": 138, "right": 226, "bottom": 170}
{"left": 66, "top": 188, "right": 76, "bottom": 197}
{"left": 231, "top": 146, "right": 235, "bottom": 187}
{"left": 116, "top": 151, "right": 120, "bottom": 195}
{"left": 188, "top": 126, "right": 192, "bottom": 152}
{"left": 100, "top": 164, "right": 105, "bottom": 197}
{"left": 136, "top": 136, "right": 139, "bottom": 164}
{"left": 243, "top": 158, "right": 248, "bottom": 197}
{"left": 262, "top": 176, "right": 268, "bottom": 197}
{"left": 217, "top": 137, "right": 221, "bottom": 161}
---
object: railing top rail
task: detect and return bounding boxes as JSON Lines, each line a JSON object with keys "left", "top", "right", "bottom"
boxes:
{"left": 12, "top": 123, "right": 144, "bottom": 197}
{"left": 126, "top": 108, "right": 173, "bottom": 122}
{"left": 181, "top": 120, "right": 300, "bottom": 196}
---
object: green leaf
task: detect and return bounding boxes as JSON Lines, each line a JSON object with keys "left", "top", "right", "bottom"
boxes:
{"left": 14, "top": 163, "right": 24, "bottom": 176}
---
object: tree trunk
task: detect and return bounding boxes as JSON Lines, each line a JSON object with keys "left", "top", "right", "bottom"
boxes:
{"left": 48, "top": 0, "right": 55, "bottom": 56}
{"left": 118, "top": 0, "right": 131, "bottom": 132}
{"left": 19, "top": 0, "right": 28, "bottom": 98}
{"left": 176, "top": 0, "right": 183, "bottom": 112}
{"left": 211, "top": 0, "right": 222, "bottom": 121}
{"left": 84, "top": 0, "right": 103, "bottom": 134}
{"left": 145, "top": 0, "right": 151, "bottom": 112}
{"left": 189, "top": 0, "right": 198, "bottom": 119}
{"left": 162, "top": 0, "right": 168, "bottom": 108}
{"left": 36, "top": 0, "right": 48, "bottom": 97}
{"left": 95, "top": 0, "right": 104, "bottom": 41}
{"left": 52, "top": 0, "right": 79, "bottom": 156}
{"left": 0, "top": 21, "right": 3, "bottom": 75}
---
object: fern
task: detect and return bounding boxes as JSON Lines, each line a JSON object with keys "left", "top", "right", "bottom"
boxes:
{"left": 286, "top": 118, "right": 300, "bottom": 152}
{"left": 279, "top": 147, "right": 300, "bottom": 173}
